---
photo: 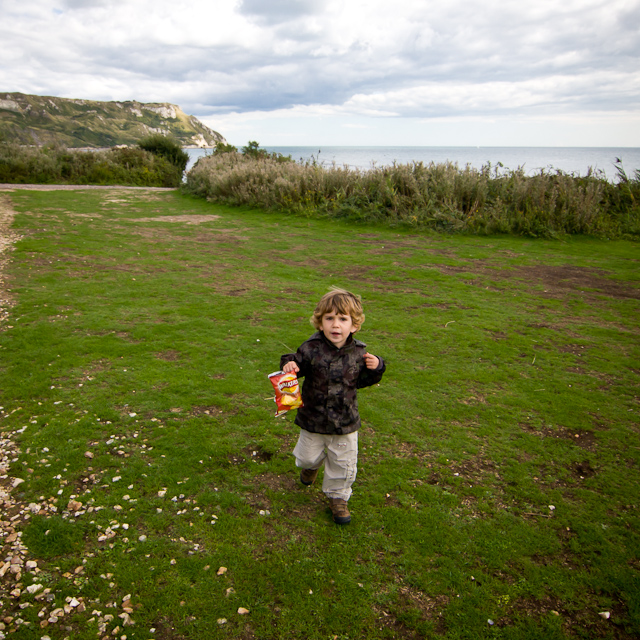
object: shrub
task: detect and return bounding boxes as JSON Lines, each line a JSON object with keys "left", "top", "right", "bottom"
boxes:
{"left": 214, "top": 141, "right": 238, "bottom": 155}
{"left": 138, "top": 134, "right": 189, "bottom": 172}
{"left": 184, "top": 153, "right": 640, "bottom": 238}
{"left": 0, "top": 141, "right": 183, "bottom": 187}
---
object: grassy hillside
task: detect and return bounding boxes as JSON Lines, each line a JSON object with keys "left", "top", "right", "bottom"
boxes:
{"left": 1, "top": 188, "right": 638, "bottom": 639}
{"left": 0, "top": 92, "right": 225, "bottom": 148}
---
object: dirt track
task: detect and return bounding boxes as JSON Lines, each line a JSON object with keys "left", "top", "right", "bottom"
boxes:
{"left": 0, "top": 184, "right": 176, "bottom": 191}
{"left": 0, "top": 194, "right": 21, "bottom": 326}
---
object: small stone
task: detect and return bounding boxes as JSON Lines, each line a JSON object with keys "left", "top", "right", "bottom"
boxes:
{"left": 599, "top": 611, "right": 610, "bottom": 619}
{"left": 237, "top": 607, "right": 249, "bottom": 615}
{"left": 84, "top": 451, "right": 94, "bottom": 459}
{"left": 217, "top": 567, "right": 227, "bottom": 576}
{"left": 67, "top": 500, "right": 83, "bottom": 512}
{"left": 119, "top": 612, "right": 134, "bottom": 626}
{"left": 138, "top": 535, "right": 147, "bottom": 542}
{"left": 217, "top": 618, "right": 227, "bottom": 625}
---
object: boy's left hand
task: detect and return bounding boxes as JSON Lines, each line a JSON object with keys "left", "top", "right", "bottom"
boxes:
{"left": 364, "top": 352, "right": 380, "bottom": 370}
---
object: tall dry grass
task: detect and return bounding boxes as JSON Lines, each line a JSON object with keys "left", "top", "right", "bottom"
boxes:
{"left": 185, "top": 152, "right": 640, "bottom": 238}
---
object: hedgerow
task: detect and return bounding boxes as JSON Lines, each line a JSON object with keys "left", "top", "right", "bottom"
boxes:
{"left": 185, "top": 149, "right": 640, "bottom": 238}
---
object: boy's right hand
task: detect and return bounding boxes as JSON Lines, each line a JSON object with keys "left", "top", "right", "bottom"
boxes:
{"left": 282, "top": 361, "right": 300, "bottom": 374}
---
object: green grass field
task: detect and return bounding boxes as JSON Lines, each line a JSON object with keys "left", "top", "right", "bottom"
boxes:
{"left": 0, "top": 188, "right": 638, "bottom": 639}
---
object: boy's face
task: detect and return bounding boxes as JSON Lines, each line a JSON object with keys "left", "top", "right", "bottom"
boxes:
{"left": 321, "top": 309, "right": 356, "bottom": 349}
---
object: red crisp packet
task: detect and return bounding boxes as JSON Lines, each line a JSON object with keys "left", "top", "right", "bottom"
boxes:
{"left": 268, "top": 370, "right": 303, "bottom": 417}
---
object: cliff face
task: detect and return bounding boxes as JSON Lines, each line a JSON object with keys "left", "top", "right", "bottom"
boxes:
{"left": 0, "top": 93, "right": 226, "bottom": 148}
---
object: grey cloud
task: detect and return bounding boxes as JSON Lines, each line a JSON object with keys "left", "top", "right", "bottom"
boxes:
{"left": 1, "top": 0, "right": 638, "bottom": 125}
{"left": 59, "top": 0, "right": 113, "bottom": 8}
{"left": 239, "top": 0, "right": 323, "bottom": 23}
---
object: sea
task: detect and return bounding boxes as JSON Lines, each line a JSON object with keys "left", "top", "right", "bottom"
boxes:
{"left": 185, "top": 146, "right": 640, "bottom": 182}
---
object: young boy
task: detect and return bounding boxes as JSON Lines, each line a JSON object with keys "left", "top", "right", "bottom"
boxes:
{"left": 280, "top": 288, "right": 385, "bottom": 525}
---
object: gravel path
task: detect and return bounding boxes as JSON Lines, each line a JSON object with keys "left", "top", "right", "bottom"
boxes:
{"left": 0, "top": 194, "right": 21, "bottom": 328}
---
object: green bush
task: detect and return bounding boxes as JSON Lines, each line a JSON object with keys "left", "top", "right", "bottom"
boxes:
{"left": 185, "top": 153, "right": 640, "bottom": 238}
{"left": 0, "top": 141, "right": 184, "bottom": 187}
{"left": 214, "top": 141, "right": 238, "bottom": 154}
{"left": 137, "top": 133, "right": 189, "bottom": 171}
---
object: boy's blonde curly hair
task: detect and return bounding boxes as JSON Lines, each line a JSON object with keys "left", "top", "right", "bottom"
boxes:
{"left": 310, "top": 287, "right": 365, "bottom": 331}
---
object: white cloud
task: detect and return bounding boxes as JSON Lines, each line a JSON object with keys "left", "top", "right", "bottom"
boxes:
{"left": 1, "top": 0, "right": 639, "bottom": 145}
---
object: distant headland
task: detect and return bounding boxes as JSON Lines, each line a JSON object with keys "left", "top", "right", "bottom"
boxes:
{"left": 0, "top": 92, "right": 226, "bottom": 149}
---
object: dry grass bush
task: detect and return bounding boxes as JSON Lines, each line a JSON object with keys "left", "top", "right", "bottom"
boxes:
{"left": 185, "top": 152, "right": 640, "bottom": 238}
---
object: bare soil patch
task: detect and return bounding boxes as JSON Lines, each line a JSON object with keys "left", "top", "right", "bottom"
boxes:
{"left": 427, "top": 261, "right": 639, "bottom": 301}
{"left": 0, "top": 184, "right": 176, "bottom": 192}
{"left": 136, "top": 215, "right": 221, "bottom": 224}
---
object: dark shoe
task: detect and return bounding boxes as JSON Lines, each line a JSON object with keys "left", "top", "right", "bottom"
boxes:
{"left": 300, "top": 468, "right": 319, "bottom": 486}
{"left": 329, "top": 498, "right": 351, "bottom": 525}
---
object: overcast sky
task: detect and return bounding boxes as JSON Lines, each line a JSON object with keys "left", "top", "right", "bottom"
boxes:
{"left": 1, "top": 0, "right": 639, "bottom": 146}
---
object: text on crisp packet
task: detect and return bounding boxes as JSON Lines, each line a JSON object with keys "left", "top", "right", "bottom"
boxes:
{"left": 268, "top": 370, "right": 303, "bottom": 417}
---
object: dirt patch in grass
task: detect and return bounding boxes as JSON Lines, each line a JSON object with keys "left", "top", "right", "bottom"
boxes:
{"left": 425, "top": 260, "right": 640, "bottom": 301}
{"left": 136, "top": 215, "right": 221, "bottom": 224}
{"left": 148, "top": 616, "right": 189, "bottom": 640}
{"left": 520, "top": 422, "right": 599, "bottom": 451}
{"left": 500, "top": 593, "right": 630, "bottom": 639}
{"left": 516, "top": 265, "right": 640, "bottom": 300}
{"left": 373, "top": 581, "right": 450, "bottom": 639}
{"left": 155, "top": 350, "right": 182, "bottom": 361}
{"left": 571, "top": 459, "right": 597, "bottom": 479}
{"left": 250, "top": 471, "right": 296, "bottom": 493}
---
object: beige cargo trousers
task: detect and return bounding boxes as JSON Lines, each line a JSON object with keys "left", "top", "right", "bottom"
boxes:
{"left": 292, "top": 429, "right": 358, "bottom": 501}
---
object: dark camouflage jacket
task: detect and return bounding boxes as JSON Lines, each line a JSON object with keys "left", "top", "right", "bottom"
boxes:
{"left": 280, "top": 331, "right": 386, "bottom": 435}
